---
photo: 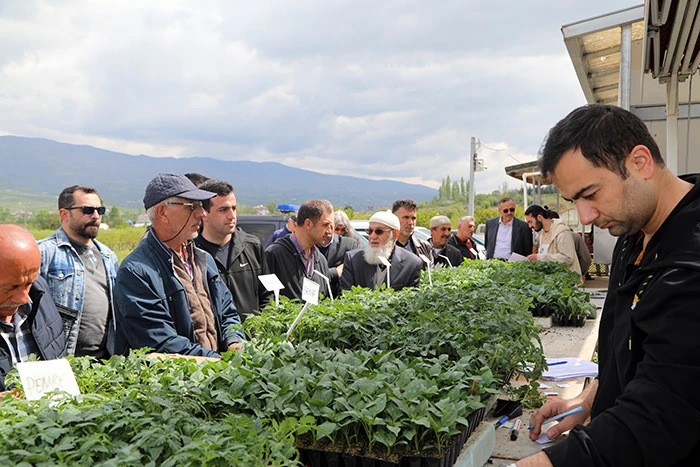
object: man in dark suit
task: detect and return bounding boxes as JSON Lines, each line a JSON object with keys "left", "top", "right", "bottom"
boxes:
{"left": 429, "top": 215, "right": 463, "bottom": 268}
{"left": 318, "top": 216, "right": 360, "bottom": 297}
{"left": 484, "top": 197, "right": 533, "bottom": 259}
{"left": 340, "top": 211, "right": 422, "bottom": 292}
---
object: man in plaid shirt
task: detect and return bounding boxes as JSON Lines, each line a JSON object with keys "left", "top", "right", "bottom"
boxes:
{"left": 0, "top": 224, "right": 66, "bottom": 391}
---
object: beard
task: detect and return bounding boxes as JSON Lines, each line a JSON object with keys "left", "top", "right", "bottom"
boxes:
{"left": 76, "top": 223, "right": 100, "bottom": 240}
{"left": 364, "top": 233, "right": 395, "bottom": 265}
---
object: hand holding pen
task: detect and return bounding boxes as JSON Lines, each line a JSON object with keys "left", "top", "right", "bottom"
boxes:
{"left": 529, "top": 402, "right": 590, "bottom": 441}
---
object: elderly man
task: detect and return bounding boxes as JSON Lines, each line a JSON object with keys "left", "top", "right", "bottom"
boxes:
{"left": 449, "top": 216, "right": 480, "bottom": 259}
{"left": 485, "top": 197, "right": 532, "bottom": 259}
{"left": 38, "top": 185, "right": 119, "bottom": 359}
{"left": 340, "top": 211, "right": 422, "bottom": 291}
{"left": 195, "top": 179, "right": 272, "bottom": 321}
{"left": 265, "top": 200, "right": 332, "bottom": 301}
{"left": 0, "top": 224, "right": 66, "bottom": 391}
{"left": 392, "top": 199, "right": 433, "bottom": 268}
{"left": 521, "top": 105, "right": 700, "bottom": 466}
{"left": 429, "top": 215, "right": 463, "bottom": 268}
{"left": 114, "top": 173, "right": 244, "bottom": 358}
{"left": 317, "top": 211, "right": 360, "bottom": 298}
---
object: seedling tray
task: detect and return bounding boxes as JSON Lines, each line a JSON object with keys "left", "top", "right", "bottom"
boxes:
{"left": 300, "top": 407, "right": 486, "bottom": 467}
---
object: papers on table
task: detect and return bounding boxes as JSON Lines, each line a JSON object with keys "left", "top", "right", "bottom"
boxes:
{"left": 542, "top": 358, "right": 598, "bottom": 381}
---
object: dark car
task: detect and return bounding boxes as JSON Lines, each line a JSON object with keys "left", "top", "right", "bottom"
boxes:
{"left": 237, "top": 215, "right": 289, "bottom": 246}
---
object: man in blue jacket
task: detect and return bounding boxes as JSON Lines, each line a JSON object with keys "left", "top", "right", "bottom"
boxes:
{"left": 0, "top": 224, "right": 66, "bottom": 390}
{"left": 114, "top": 174, "right": 244, "bottom": 358}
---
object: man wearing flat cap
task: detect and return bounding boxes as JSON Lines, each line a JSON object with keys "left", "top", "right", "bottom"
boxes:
{"left": 340, "top": 210, "right": 422, "bottom": 292}
{"left": 429, "top": 215, "right": 463, "bottom": 268}
{"left": 114, "top": 173, "right": 244, "bottom": 358}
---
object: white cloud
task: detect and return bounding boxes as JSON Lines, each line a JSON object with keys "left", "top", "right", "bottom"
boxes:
{"left": 0, "top": 0, "right": 637, "bottom": 193}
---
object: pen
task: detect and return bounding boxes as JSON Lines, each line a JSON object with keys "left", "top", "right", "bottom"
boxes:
{"left": 547, "top": 361, "right": 567, "bottom": 366}
{"left": 510, "top": 419, "right": 522, "bottom": 440}
{"left": 494, "top": 415, "right": 509, "bottom": 429}
{"left": 528, "top": 406, "right": 584, "bottom": 430}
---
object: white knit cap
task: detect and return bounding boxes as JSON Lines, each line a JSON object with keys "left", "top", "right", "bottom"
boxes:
{"left": 369, "top": 210, "right": 400, "bottom": 230}
{"left": 429, "top": 215, "right": 451, "bottom": 229}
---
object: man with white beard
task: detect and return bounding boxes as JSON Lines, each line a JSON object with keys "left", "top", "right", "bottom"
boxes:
{"left": 340, "top": 210, "right": 422, "bottom": 292}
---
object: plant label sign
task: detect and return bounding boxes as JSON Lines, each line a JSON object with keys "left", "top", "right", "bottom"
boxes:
{"left": 301, "top": 277, "right": 320, "bottom": 305}
{"left": 418, "top": 254, "right": 433, "bottom": 286}
{"left": 17, "top": 359, "right": 81, "bottom": 400}
{"left": 258, "top": 274, "right": 285, "bottom": 306}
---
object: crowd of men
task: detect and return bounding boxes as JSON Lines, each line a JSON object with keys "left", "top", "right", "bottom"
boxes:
{"left": 5, "top": 103, "right": 700, "bottom": 464}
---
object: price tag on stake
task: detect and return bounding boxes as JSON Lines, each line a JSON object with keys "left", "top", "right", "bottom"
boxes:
{"left": 258, "top": 274, "right": 285, "bottom": 306}
{"left": 418, "top": 254, "right": 433, "bottom": 286}
{"left": 17, "top": 359, "right": 81, "bottom": 400}
{"left": 301, "top": 277, "right": 320, "bottom": 305}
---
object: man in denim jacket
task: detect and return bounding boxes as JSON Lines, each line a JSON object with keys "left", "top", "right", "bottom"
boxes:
{"left": 38, "top": 186, "right": 118, "bottom": 359}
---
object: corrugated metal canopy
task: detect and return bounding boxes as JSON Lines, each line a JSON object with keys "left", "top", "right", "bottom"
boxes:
{"left": 562, "top": 5, "right": 645, "bottom": 104}
{"left": 504, "top": 161, "right": 551, "bottom": 185}
{"left": 645, "top": 0, "right": 700, "bottom": 82}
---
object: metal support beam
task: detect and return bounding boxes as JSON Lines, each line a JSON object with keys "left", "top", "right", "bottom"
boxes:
{"left": 619, "top": 24, "right": 633, "bottom": 110}
{"left": 583, "top": 45, "right": 621, "bottom": 61}
{"left": 468, "top": 137, "right": 476, "bottom": 217}
{"left": 666, "top": 74, "right": 680, "bottom": 174}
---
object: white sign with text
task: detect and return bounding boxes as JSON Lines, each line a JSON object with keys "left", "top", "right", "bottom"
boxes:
{"left": 17, "top": 359, "right": 81, "bottom": 400}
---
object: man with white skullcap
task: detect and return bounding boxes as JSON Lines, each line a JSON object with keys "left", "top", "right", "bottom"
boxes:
{"left": 339, "top": 210, "right": 422, "bottom": 292}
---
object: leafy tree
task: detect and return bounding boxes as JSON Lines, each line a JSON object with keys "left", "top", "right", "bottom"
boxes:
{"left": 106, "top": 206, "right": 126, "bottom": 228}
{"left": 31, "top": 210, "right": 60, "bottom": 230}
{"left": 266, "top": 202, "right": 279, "bottom": 215}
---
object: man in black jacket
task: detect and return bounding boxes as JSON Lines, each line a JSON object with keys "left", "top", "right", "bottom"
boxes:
{"left": 0, "top": 224, "right": 67, "bottom": 390}
{"left": 196, "top": 180, "right": 273, "bottom": 321}
{"left": 265, "top": 200, "right": 332, "bottom": 301}
{"left": 392, "top": 199, "right": 433, "bottom": 269}
{"left": 428, "top": 215, "right": 463, "bottom": 268}
{"left": 317, "top": 217, "right": 360, "bottom": 298}
{"left": 524, "top": 105, "right": 700, "bottom": 466}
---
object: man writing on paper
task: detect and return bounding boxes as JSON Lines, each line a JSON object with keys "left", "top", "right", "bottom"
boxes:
{"left": 521, "top": 105, "right": 700, "bottom": 466}
{"left": 0, "top": 224, "right": 66, "bottom": 391}
{"left": 340, "top": 211, "right": 422, "bottom": 292}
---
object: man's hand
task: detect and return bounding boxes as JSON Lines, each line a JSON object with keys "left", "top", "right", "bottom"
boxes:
{"left": 336, "top": 263, "right": 344, "bottom": 276}
{"left": 228, "top": 342, "right": 244, "bottom": 351}
{"left": 529, "top": 379, "right": 598, "bottom": 441}
{"left": 516, "top": 452, "right": 554, "bottom": 467}
{"left": 527, "top": 253, "right": 538, "bottom": 261}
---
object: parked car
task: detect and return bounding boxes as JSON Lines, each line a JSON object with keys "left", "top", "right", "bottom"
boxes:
{"left": 237, "top": 215, "right": 288, "bottom": 246}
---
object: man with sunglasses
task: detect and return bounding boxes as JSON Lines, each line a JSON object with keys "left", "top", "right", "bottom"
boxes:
{"left": 340, "top": 210, "right": 421, "bottom": 292}
{"left": 38, "top": 185, "right": 119, "bottom": 359}
{"left": 484, "top": 197, "right": 533, "bottom": 260}
{"left": 114, "top": 174, "right": 244, "bottom": 358}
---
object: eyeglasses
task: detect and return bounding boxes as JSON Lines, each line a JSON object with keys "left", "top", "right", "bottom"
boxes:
{"left": 334, "top": 226, "right": 346, "bottom": 233}
{"left": 67, "top": 206, "right": 106, "bottom": 216}
{"left": 502, "top": 208, "right": 516, "bottom": 213}
{"left": 366, "top": 228, "right": 389, "bottom": 235}
{"left": 165, "top": 201, "right": 204, "bottom": 211}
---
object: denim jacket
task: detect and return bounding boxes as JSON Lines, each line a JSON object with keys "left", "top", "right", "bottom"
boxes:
{"left": 37, "top": 227, "right": 119, "bottom": 355}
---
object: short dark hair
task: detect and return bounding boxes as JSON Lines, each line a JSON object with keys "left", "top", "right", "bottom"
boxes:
{"left": 58, "top": 186, "right": 99, "bottom": 210}
{"left": 199, "top": 179, "right": 234, "bottom": 211}
{"left": 298, "top": 199, "right": 333, "bottom": 225}
{"left": 391, "top": 199, "right": 417, "bottom": 213}
{"left": 498, "top": 197, "right": 513, "bottom": 205}
{"left": 184, "top": 173, "right": 210, "bottom": 187}
{"left": 540, "top": 104, "right": 664, "bottom": 179}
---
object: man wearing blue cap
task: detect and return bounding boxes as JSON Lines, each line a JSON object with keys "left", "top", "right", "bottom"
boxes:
{"left": 114, "top": 173, "right": 244, "bottom": 358}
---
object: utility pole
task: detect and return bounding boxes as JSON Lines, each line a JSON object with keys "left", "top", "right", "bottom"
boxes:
{"left": 469, "top": 137, "right": 476, "bottom": 217}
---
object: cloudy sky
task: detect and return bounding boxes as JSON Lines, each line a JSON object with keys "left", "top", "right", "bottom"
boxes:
{"left": 0, "top": 0, "right": 638, "bottom": 193}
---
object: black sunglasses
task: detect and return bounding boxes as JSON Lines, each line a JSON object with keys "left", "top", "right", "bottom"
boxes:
{"left": 366, "top": 228, "right": 389, "bottom": 235}
{"left": 67, "top": 206, "right": 106, "bottom": 216}
{"left": 502, "top": 208, "right": 516, "bottom": 213}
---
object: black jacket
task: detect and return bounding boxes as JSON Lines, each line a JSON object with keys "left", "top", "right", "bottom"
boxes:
{"left": 265, "top": 235, "right": 330, "bottom": 301}
{"left": 484, "top": 216, "right": 533, "bottom": 259}
{"left": 448, "top": 234, "right": 479, "bottom": 260}
{"left": 340, "top": 246, "right": 422, "bottom": 292}
{"left": 195, "top": 228, "right": 273, "bottom": 321}
{"left": 431, "top": 243, "right": 464, "bottom": 268}
{"left": 0, "top": 276, "right": 67, "bottom": 391}
{"left": 544, "top": 174, "right": 700, "bottom": 466}
{"left": 396, "top": 234, "right": 433, "bottom": 270}
{"left": 318, "top": 234, "right": 360, "bottom": 297}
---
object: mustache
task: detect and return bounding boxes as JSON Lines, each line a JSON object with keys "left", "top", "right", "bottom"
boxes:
{"left": 0, "top": 303, "right": 22, "bottom": 309}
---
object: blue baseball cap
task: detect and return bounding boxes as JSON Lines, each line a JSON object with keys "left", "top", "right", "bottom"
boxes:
{"left": 143, "top": 173, "right": 216, "bottom": 209}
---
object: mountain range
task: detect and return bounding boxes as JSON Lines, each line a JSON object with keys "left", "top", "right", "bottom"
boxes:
{"left": 0, "top": 136, "right": 436, "bottom": 211}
